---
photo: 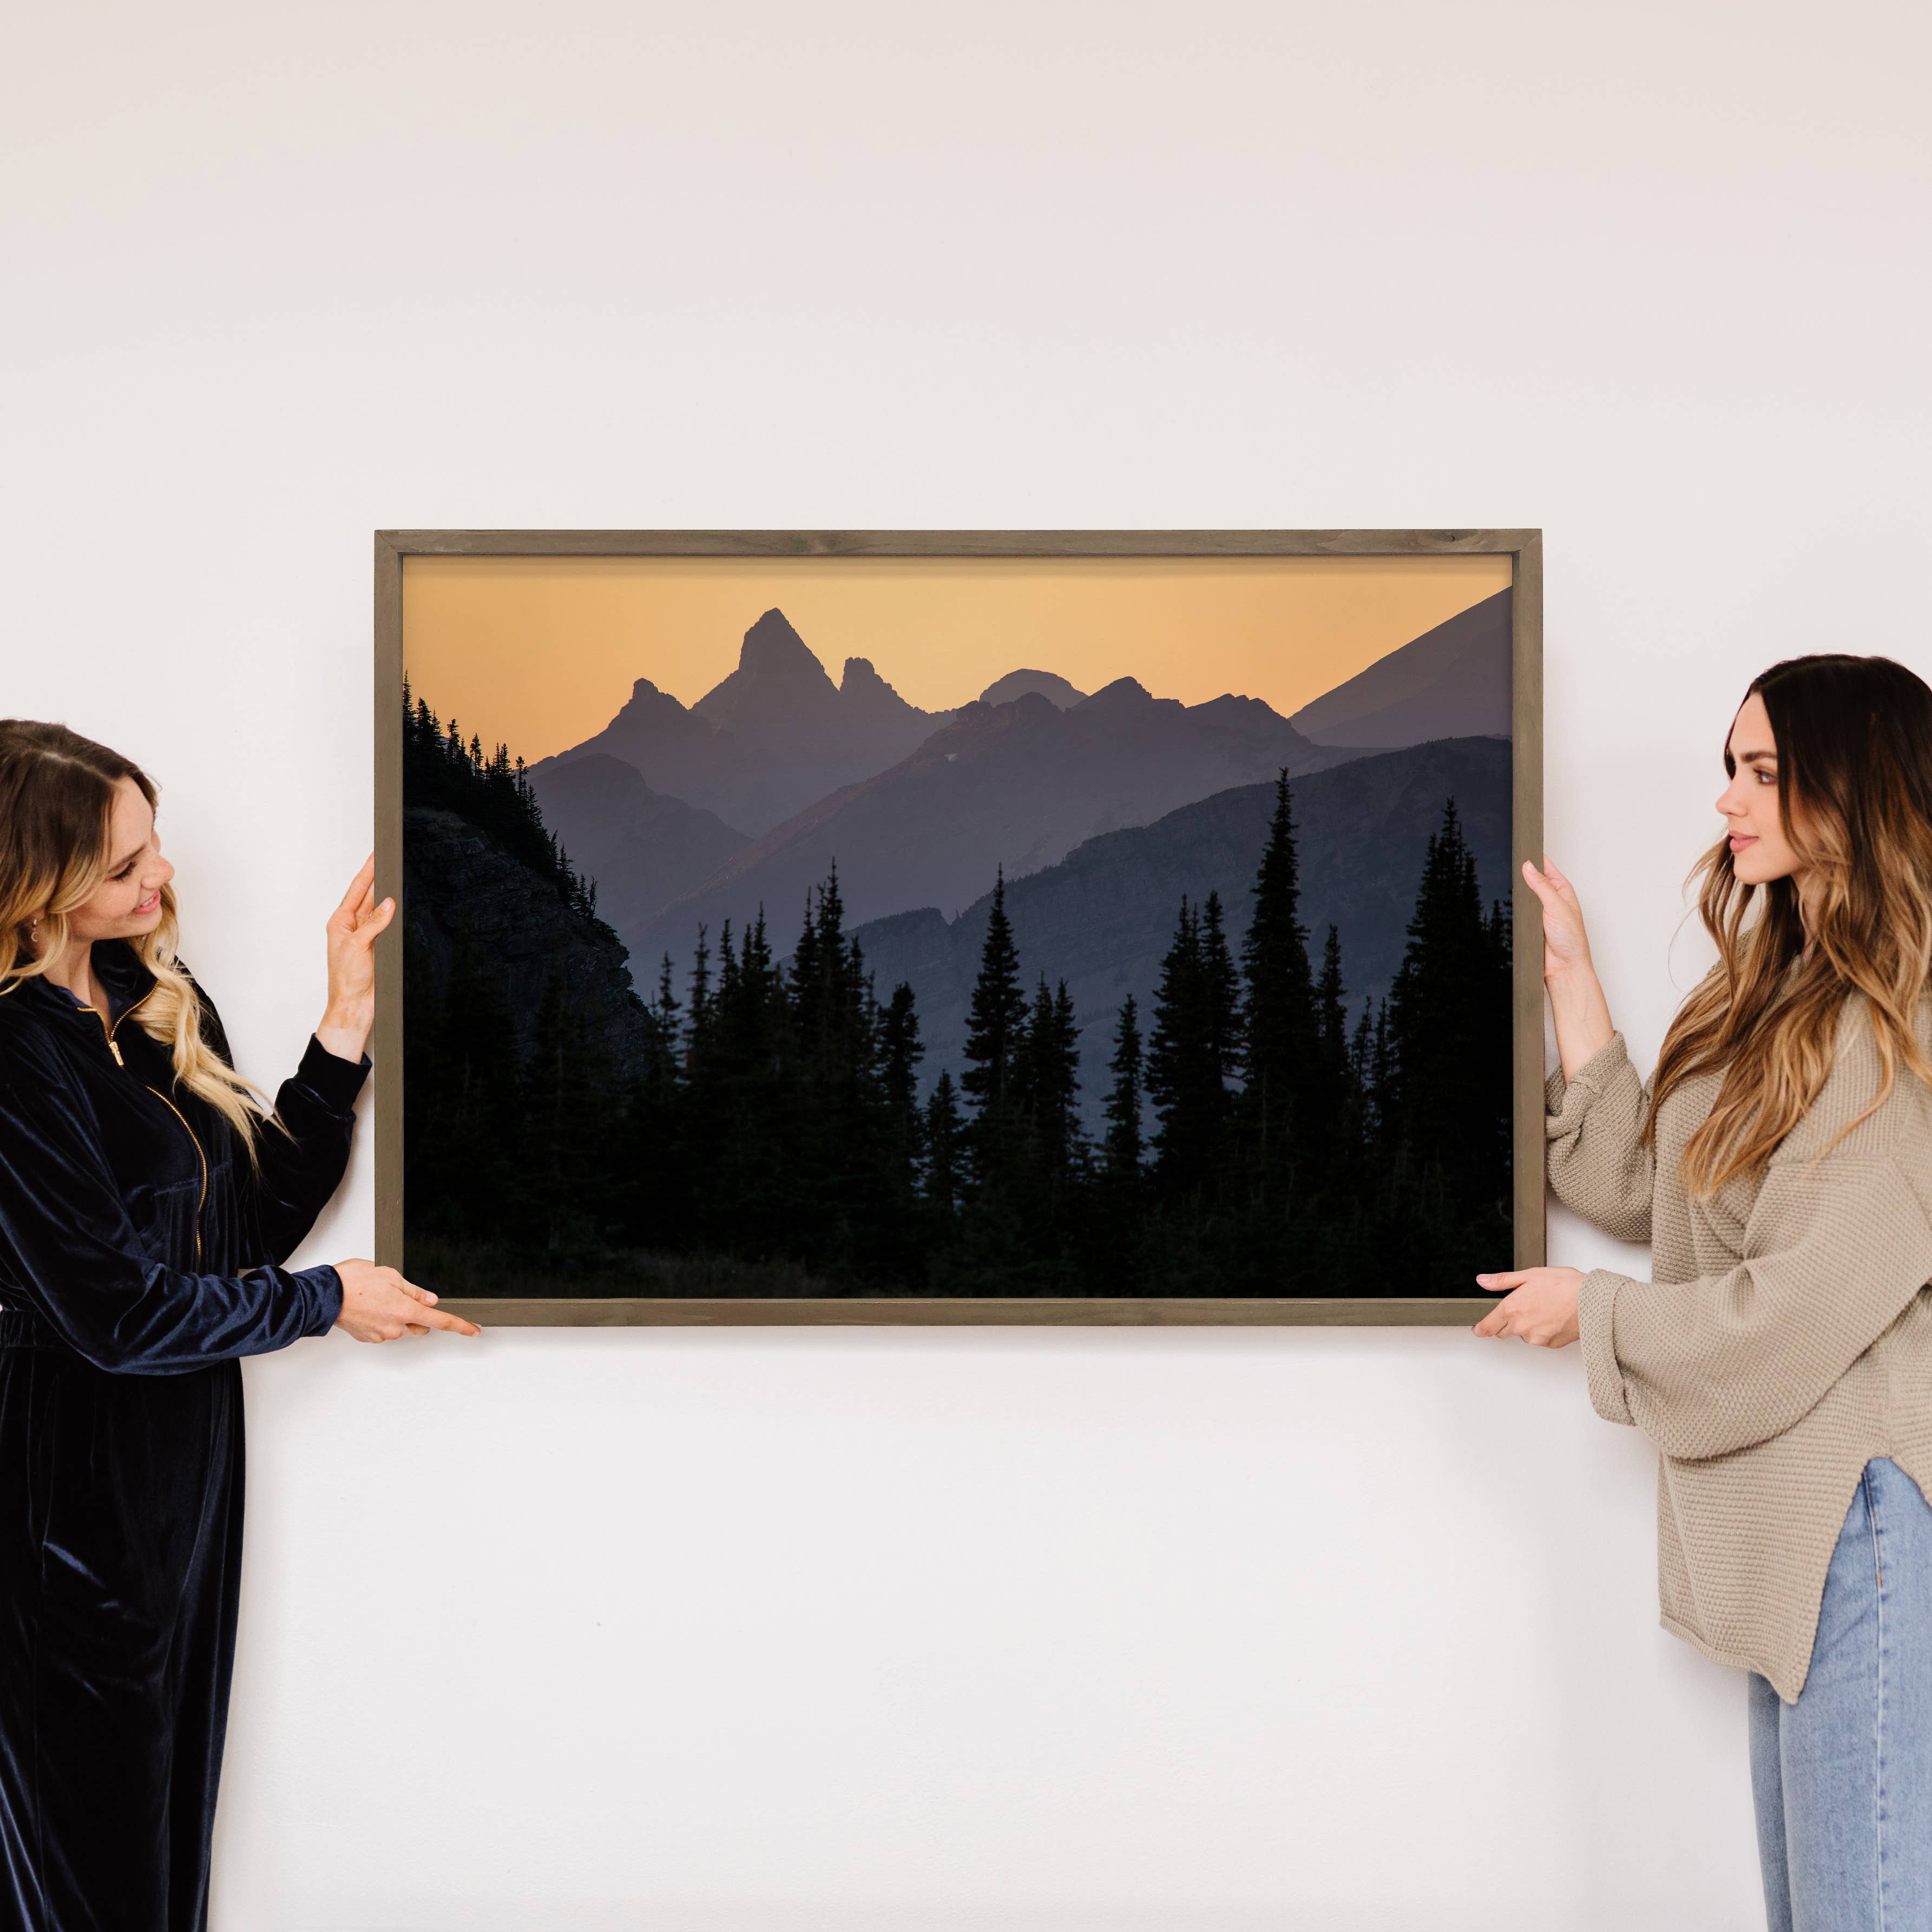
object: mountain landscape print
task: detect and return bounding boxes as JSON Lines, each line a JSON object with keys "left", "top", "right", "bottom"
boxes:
{"left": 397, "top": 547, "right": 1521, "bottom": 1302}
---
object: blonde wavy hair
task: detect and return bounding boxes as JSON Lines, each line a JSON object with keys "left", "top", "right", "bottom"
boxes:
{"left": 1647, "top": 654, "right": 1932, "bottom": 1195}
{"left": 1, "top": 719, "right": 281, "bottom": 1163}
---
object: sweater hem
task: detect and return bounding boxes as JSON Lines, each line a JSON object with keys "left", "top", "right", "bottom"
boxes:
{"left": 1658, "top": 1611, "right": 1799, "bottom": 1702}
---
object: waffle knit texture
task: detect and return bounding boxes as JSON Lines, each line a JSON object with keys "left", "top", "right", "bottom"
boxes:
{"left": 1549, "top": 999, "right": 1932, "bottom": 1701}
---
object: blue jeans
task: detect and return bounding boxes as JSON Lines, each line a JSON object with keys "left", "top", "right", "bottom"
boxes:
{"left": 1751, "top": 1459, "right": 1932, "bottom": 1931}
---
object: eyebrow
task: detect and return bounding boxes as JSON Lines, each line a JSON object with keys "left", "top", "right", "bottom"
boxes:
{"left": 107, "top": 840, "right": 147, "bottom": 872}
{"left": 1732, "top": 746, "right": 1778, "bottom": 766}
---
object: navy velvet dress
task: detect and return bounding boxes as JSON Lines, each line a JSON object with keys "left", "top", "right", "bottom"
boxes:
{"left": 0, "top": 938, "right": 365, "bottom": 1932}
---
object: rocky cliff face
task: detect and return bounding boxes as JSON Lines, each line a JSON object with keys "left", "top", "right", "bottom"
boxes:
{"left": 402, "top": 805, "right": 653, "bottom": 1077}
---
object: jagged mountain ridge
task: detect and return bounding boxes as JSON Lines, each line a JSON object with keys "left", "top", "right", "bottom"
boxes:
{"left": 1289, "top": 587, "right": 1512, "bottom": 746}
{"left": 533, "top": 608, "right": 955, "bottom": 837}
{"left": 845, "top": 735, "right": 1512, "bottom": 1123}
{"left": 629, "top": 676, "right": 1358, "bottom": 969}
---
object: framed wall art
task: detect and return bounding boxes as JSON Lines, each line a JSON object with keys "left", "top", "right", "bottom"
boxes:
{"left": 375, "top": 530, "right": 1543, "bottom": 1326}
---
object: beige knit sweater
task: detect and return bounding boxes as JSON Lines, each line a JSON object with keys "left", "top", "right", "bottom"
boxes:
{"left": 1549, "top": 997, "right": 1932, "bottom": 1700}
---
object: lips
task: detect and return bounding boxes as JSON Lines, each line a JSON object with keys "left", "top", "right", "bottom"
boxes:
{"left": 1729, "top": 834, "right": 1758, "bottom": 852}
{"left": 133, "top": 889, "right": 161, "bottom": 915}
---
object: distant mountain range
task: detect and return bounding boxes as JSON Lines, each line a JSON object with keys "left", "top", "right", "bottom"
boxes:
{"left": 510, "top": 588, "right": 1513, "bottom": 990}
{"left": 627, "top": 676, "right": 1360, "bottom": 969}
{"left": 530, "top": 608, "right": 952, "bottom": 838}
{"left": 1289, "top": 587, "right": 1511, "bottom": 746}
{"left": 847, "top": 735, "right": 1511, "bottom": 1121}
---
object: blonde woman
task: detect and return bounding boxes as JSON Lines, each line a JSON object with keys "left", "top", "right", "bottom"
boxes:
{"left": 0, "top": 720, "right": 479, "bottom": 1932}
{"left": 1476, "top": 655, "right": 1932, "bottom": 1930}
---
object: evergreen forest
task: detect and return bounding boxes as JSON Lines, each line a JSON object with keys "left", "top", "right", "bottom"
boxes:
{"left": 403, "top": 693, "right": 1515, "bottom": 1297}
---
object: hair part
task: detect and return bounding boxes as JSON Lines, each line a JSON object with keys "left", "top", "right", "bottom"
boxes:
{"left": 0, "top": 719, "right": 283, "bottom": 1165}
{"left": 1648, "top": 655, "right": 1932, "bottom": 1193}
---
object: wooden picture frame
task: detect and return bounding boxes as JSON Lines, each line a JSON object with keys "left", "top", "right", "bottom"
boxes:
{"left": 376, "top": 528, "right": 1543, "bottom": 1326}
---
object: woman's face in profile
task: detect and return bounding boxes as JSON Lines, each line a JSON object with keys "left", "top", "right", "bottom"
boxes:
{"left": 66, "top": 776, "right": 173, "bottom": 945}
{"left": 1717, "top": 691, "right": 1804, "bottom": 888}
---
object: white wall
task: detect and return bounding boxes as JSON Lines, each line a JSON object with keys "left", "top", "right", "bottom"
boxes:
{"left": 5, "top": 3, "right": 1926, "bottom": 1925}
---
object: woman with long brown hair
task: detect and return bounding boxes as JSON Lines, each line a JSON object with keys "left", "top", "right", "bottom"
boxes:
{"left": 0, "top": 720, "right": 479, "bottom": 1932}
{"left": 1476, "top": 654, "right": 1932, "bottom": 1928}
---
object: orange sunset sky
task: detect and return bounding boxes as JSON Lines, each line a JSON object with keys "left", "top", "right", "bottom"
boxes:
{"left": 402, "top": 553, "right": 1514, "bottom": 765}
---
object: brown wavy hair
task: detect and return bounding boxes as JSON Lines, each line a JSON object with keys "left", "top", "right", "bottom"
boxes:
{"left": 1647, "top": 655, "right": 1932, "bottom": 1194}
{"left": 0, "top": 720, "right": 280, "bottom": 1162}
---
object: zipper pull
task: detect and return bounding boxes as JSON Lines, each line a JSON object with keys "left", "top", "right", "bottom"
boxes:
{"left": 109, "top": 1039, "right": 124, "bottom": 1066}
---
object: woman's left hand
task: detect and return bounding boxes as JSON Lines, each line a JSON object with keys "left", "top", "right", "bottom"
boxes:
{"left": 316, "top": 855, "right": 394, "bottom": 1065}
{"left": 1473, "top": 1266, "right": 1584, "bottom": 1347}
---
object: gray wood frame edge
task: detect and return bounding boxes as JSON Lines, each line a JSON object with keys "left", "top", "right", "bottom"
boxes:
{"left": 438, "top": 1297, "right": 1500, "bottom": 1328}
{"left": 376, "top": 528, "right": 1543, "bottom": 1325}
{"left": 1510, "top": 534, "right": 1548, "bottom": 1274}
{"left": 374, "top": 534, "right": 405, "bottom": 1270}
{"left": 380, "top": 528, "right": 1538, "bottom": 559}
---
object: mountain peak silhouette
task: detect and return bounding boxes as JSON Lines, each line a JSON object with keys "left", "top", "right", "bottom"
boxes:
{"left": 840, "top": 655, "right": 931, "bottom": 730}
{"left": 695, "top": 608, "right": 841, "bottom": 738}
{"left": 1077, "top": 675, "right": 1181, "bottom": 715}
{"left": 980, "top": 668, "right": 1087, "bottom": 709}
{"left": 736, "top": 608, "right": 830, "bottom": 684}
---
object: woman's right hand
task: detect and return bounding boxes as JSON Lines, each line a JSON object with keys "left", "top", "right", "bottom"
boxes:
{"left": 1522, "top": 853, "right": 1616, "bottom": 1080}
{"left": 331, "top": 1259, "right": 483, "bottom": 1343}
{"left": 1522, "top": 853, "right": 1594, "bottom": 983}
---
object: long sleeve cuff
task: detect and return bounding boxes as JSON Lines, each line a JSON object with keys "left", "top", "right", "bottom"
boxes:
{"left": 294, "top": 1035, "right": 371, "bottom": 1114}
{"left": 1578, "top": 1267, "right": 1636, "bottom": 1427}
{"left": 1546, "top": 1031, "right": 1634, "bottom": 1140}
{"left": 295, "top": 1262, "right": 345, "bottom": 1337}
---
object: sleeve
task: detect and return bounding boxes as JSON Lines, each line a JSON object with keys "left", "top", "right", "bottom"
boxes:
{"left": 1545, "top": 1031, "right": 1655, "bottom": 1244}
{"left": 249, "top": 1036, "right": 371, "bottom": 1265}
{"left": 195, "top": 981, "right": 370, "bottom": 1266}
{"left": 0, "top": 1028, "right": 344, "bottom": 1375}
{"left": 1575, "top": 1144, "right": 1932, "bottom": 1458}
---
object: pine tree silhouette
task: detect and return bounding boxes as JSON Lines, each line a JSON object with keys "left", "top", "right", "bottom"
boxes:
{"left": 1014, "top": 975, "right": 1084, "bottom": 1197}
{"left": 1103, "top": 995, "right": 1146, "bottom": 1179}
{"left": 961, "top": 868, "right": 1029, "bottom": 1190}
{"left": 1383, "top": 799, "right": 1513, "bottom": 1269}
{"left": 1305, "top": 924, "right": 1354, "bottom": 1175}
{"left": 879, "top": 982, "right": 926, "bottom": 1193}
{"left": 403, "top": 684, "right": 601, "bottom": 914}
{"left": 1239, "top": 770, "right": 1320, "bottom": 1200}
{"left": 792, "top": 863, "right": 870, "bottom": 1087}
{"left": 685, "top": 925, "right": 713, "bottom": 1067}
{"left": 1200, "top": 892, "right": 1242, "bottom": 1086}
{"left": 1146, "top": 896, "right": 1232, "bottom": 1201}
{"left": 923, "top": 1071, "right": 965, "bottom": 1213}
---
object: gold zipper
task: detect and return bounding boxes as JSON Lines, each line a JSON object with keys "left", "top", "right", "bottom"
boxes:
{"left": 104, "top": 983, "right": 153, "bottom": 1064}
{"left": 76, "top": 982, "right": 154, "bottom": 1066}
{"left": 80, "top": 985, "right": 206, "bottom": 1270}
